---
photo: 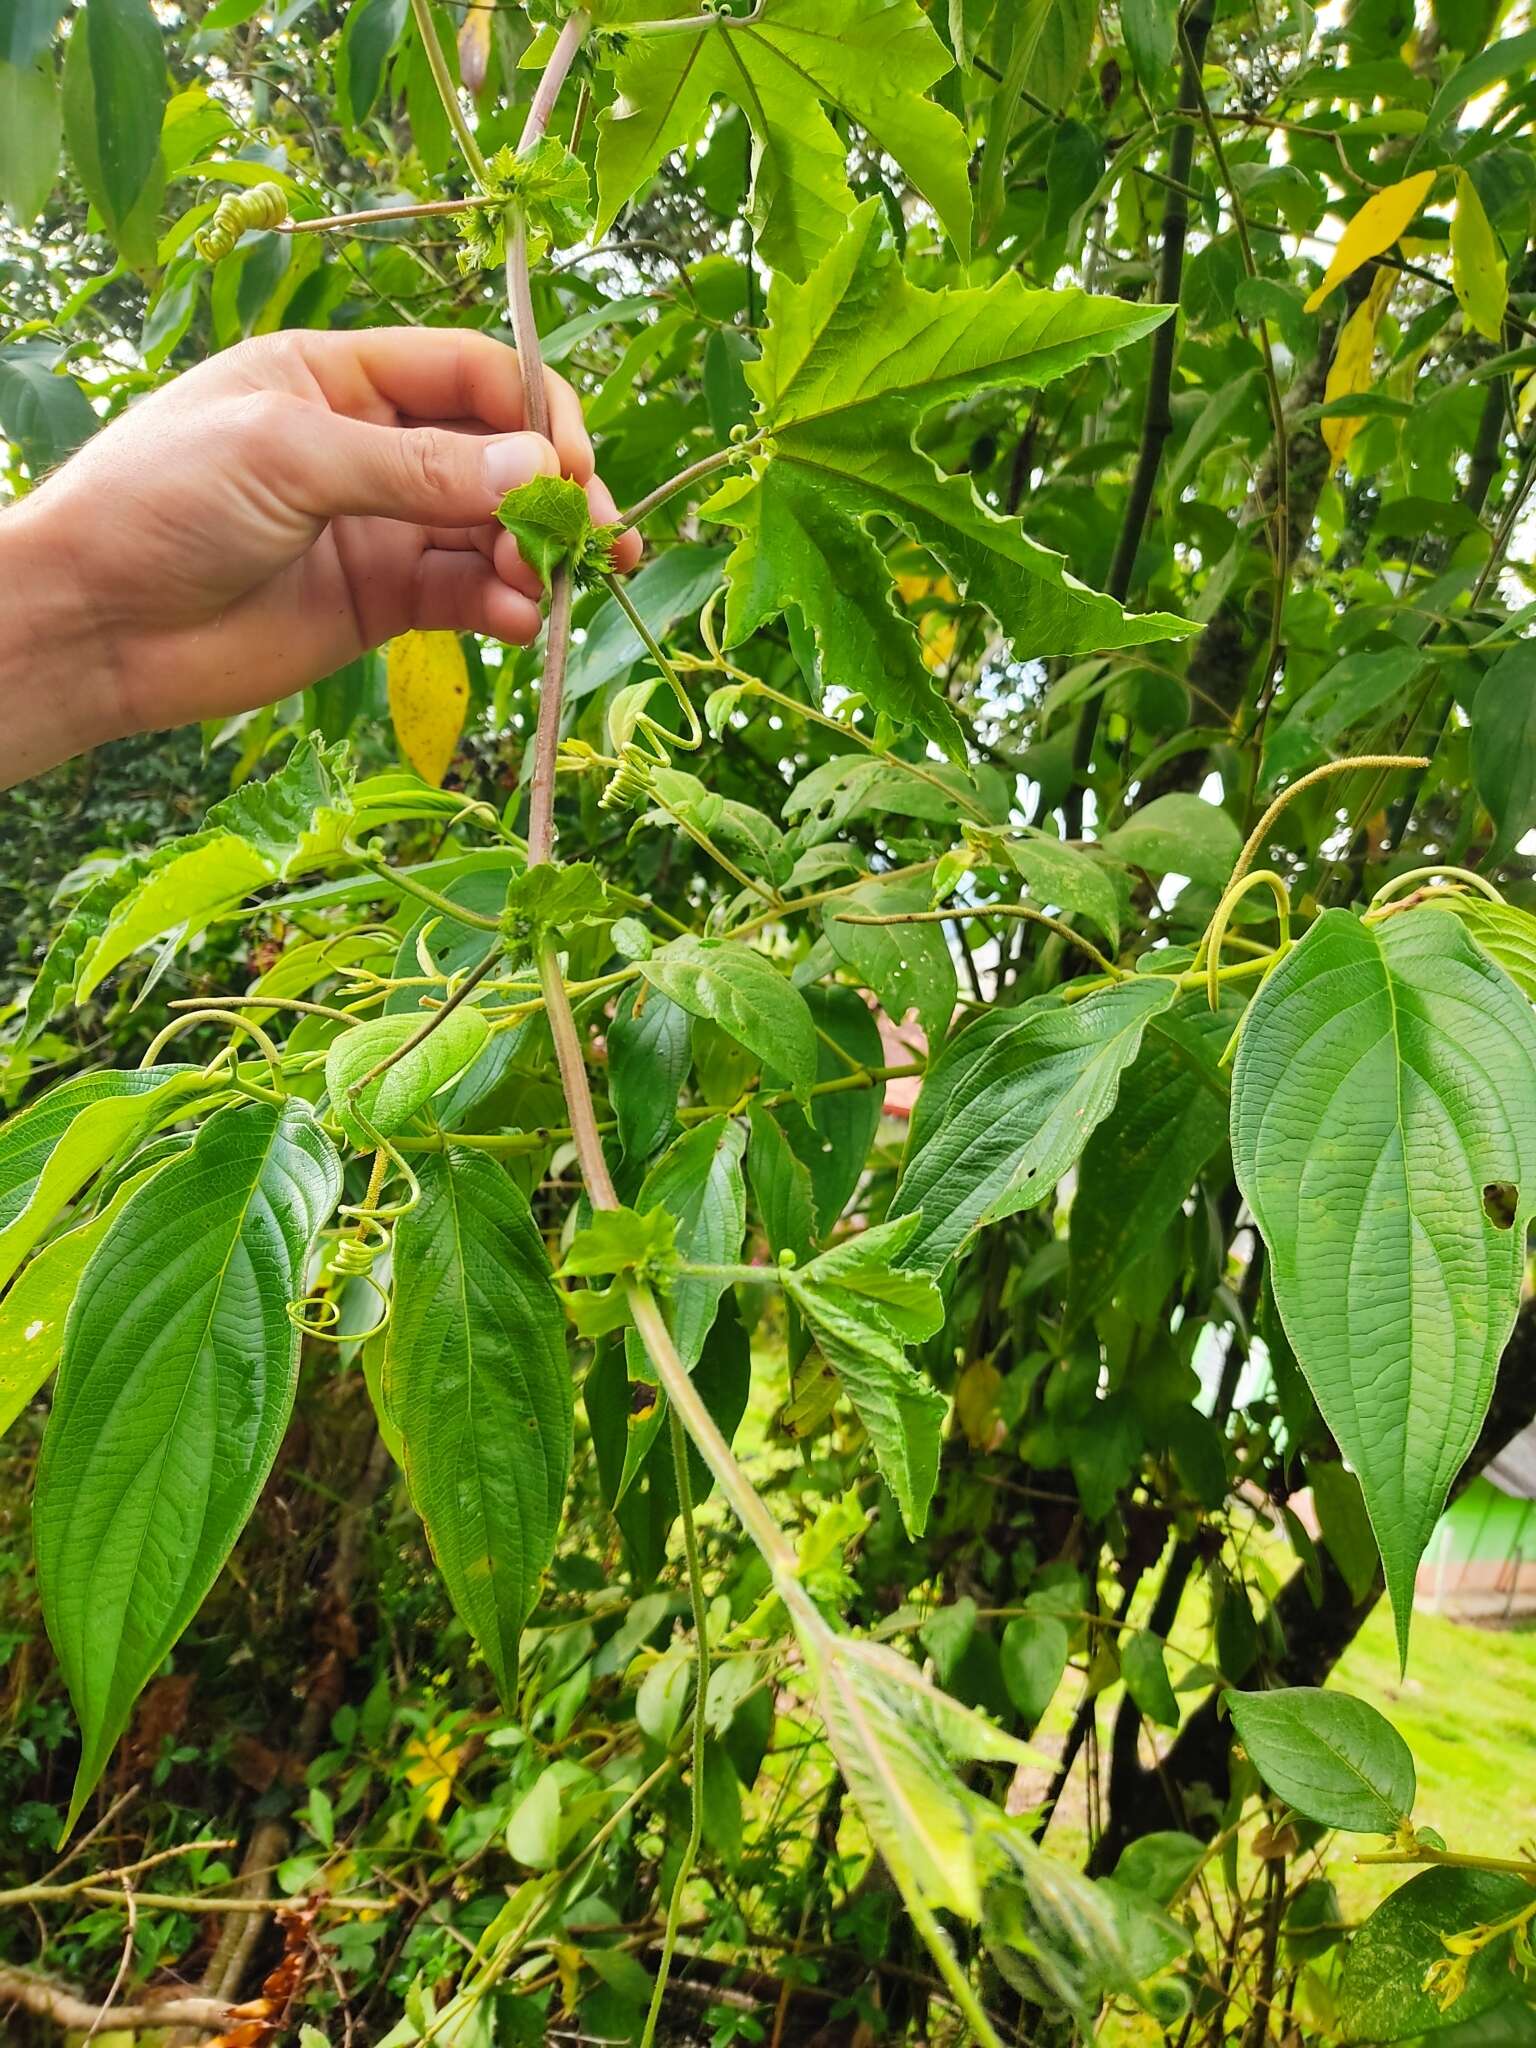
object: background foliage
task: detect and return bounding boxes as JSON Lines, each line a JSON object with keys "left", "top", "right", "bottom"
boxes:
{"left": 5, "top": 0, "right": 1536, "bottom": 2042}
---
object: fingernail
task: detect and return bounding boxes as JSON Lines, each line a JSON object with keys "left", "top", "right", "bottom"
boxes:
{"left": 587, "top": 477, "right": 619, "bottom": 524}
{"left": 484, "top": 433, "right": 558, "bottom": 495}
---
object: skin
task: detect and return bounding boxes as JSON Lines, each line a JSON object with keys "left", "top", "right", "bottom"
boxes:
{"left": 0, "top": 326, "right": 641, "bottom": 788}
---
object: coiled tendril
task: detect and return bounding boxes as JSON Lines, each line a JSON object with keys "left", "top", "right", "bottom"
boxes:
{"left": 195, "top": 182, "right": 290, "bottom": 262}
{"left": 288, "top": 1122, "right": 420, "bottom": 1344}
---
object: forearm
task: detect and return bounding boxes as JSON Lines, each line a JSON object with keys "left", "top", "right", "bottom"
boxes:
{"left": 0, "top": 501, "right": 126, "bottom": 789}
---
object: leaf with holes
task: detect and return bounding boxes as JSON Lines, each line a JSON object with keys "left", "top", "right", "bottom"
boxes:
{"left": 1231, "top": 907, "right": 1536, "bottom": 1656}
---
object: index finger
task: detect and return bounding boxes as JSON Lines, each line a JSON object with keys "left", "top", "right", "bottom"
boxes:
{"left": 293, "top": 328, "right": 594, "bottom": 482}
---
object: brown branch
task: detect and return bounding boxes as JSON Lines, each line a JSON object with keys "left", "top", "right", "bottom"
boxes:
{"left": 0, "top": 1965, "right": 243, "bottom": 2033}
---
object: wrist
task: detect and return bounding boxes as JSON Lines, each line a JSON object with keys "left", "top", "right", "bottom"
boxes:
{"left": 0, "top": 494, "right": 129, "bottom": 786}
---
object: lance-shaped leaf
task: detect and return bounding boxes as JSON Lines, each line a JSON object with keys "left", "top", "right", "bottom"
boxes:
{"left": 386, "top": 1150, "right": 572, "bottom": 1702}
{"left": 0, "top": 1065, "right": 206, "bottom": 1291}
{"left": 1230, "top": 907, "right": 1536, "bottom": 1657}
{"left": 1067, "top": 999, "right": 1233, "bottom": 1328}
{"left": 34, "top": 1100, "right": 341, "bottom": 1830}
{"left": 783, "top": 1214, "right": 946, "bottom": 1535}
{"left": 705, "top": 203, "right": 1191, "bottom": 760}
{"left": 24, "top": 735, "right": 355, "bottom": 1029}
{"left": 891, "top": 976, "right": 1180, "bottom": 1272}
{"left": 620, "top": 1116, "right": 748, "bottom": 1494}
{"left": 0, "top": 1158, "right": 171, "bottom": 1441}
{"left": 594, "top": 0, "right": 971, "bottom": 279}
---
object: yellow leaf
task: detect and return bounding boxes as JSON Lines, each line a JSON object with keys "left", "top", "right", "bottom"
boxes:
{"left": 955, "top": 1358, "right": 1004, "bottom": 1450}
{"left": 404, "top": 1729, "right": 463, "bottom": 1822}
{"left": 1451, "top": 169, "right": 1508, "bottom": 342}
{"left": 1322, "top": 270, "right": 1397, "bottom": 474}
{"left": 388, "top": 630, "right": 469, "bottom": 786}
{"left": 1303, "top": 170, "right": 1438, "bottom": 314}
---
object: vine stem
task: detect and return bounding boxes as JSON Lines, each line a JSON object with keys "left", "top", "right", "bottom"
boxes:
{"left": 621, "top": 444, "right": 752, "bottom": 530}
{"left": 405, "top": 0, "right": 488, "bottom": 186}
{"left": 638, "top": 1406, "right": 710, "bottom": 2048}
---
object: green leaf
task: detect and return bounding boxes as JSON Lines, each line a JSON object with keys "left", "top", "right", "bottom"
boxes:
{"left": 1120, "top": 0, "right": 1175, "bottom": 87}
{"left": 496, "top": 474, "right": 602, "bottom": 582}
{"left": 783, "top": 1213, "right": 946, "bottom": 1535}
{"left": 0, "top": 53, "right": 59, "bottom": 223}
{"left": 595, "top": 0, "right": 972, "bottom": 279}
{"left": 480, "top": 135, "right": 591, "bottom": 260}
{"left": 1000, "top": 0, "right": 1094, "bottom": 111}
{"left": 770, "top": 984, "right": 886, "bottom": 1233}
{"left": 1068, "top": 1001, "right": 1232, "bottom": 1328}
{"left": 747, "top": 1097, "right": 817, "bottom": 1262}
{"left": 338, "top": 0, "right": 406, "bottom": 123}
{"left": 1422, "top": 893, "right": 1536, "bottom": 1003}
{"left": 1337, "top": 1867, "right": 1535, "bottom": 2042}
{"left": 1, "top": 0, "right": 65, "bottom": 65}
{"left": 499, "top": 860, "right": 612, "bottom": 956}
{"left": 1225, "top": 1684, "right": 1414, "bottom": 1832}
{"left": 0, "top": 1066, "right": 206, "bottom": 1292}
{"left": 386, "top": 1150, "right": 572, "bottom": 1703}
{"left": 1000, "top": 1613, "right": 1070, "bottom": 1724}
{"left": 0, "top": 343, "right": 95, "bottom": 480}
{"left": 1003, "top": 830, "right": 1121, "bottom": 949}
{"left": 1231, "top": 907, "right": 1536, "bottom": 1654}
{"left": 824, "top": 881, "right": 957, "bottom": 1048}
{"left": 638, "top": 937, "right": 817, "bottom": 1102}
{"left": 0, "top": 1158, "right": 169, "bottom": 1442}
{"left": 325, "top": 1009, "right": 491, "bottom": 1147}
{"left": 626, "top": 1114, "right": 747, "bottom": 1372}
{"left": 709, "top": 204, "right": 1189, "bottom": 760}
{"left": 562, "top": 1204, "right": 677, "bottom": 1279}
{"left": 27, "top": 735, "right": 356, "bottom": 1015}
{"left": 61, "top": 0, "right": 165, "bottom": 248}
{"left": 1121, "top": 1633, "right": 1180, "bottom": 1729}
{"left": 35, "top": 1100, "right": 341, "bottom": 1830}
{"left": 608, "top": 988, "right": 689, "bottom": 1163}
{"left": 785, "top": 753, "right": 993, "bottom": 836}
{"left": 1471, "top": 641, "right": 1536, "bottom": 856}
{"left": 1102, "top": 793, "right": 1241, "bottom": 890}
{"left": 1308, "top": 1459, "right": 1380, "bottom": 1606}
{"left": 892, "top": 976, "right": 1180, "bottom": 1272}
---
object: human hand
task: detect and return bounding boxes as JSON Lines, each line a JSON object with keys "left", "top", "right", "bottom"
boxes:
{"left": 0, "top": 327, "right": 641, "bottom": 785}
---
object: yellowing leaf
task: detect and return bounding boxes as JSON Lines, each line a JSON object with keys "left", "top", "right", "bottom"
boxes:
{"left": 896, "top": 571, "right": 960, "bottom": 671}
{"left": 404, "top": 1729, "right": 464, "bottom": 1822}
{"left": 1322, "top": 270, "right": 1397, "bottom": 473}
{"left": 1303, "top": 170, "right": 1437, "bottom": 314}
{"left": 1451, "top": 169, "right": 1507, "bottom": 342}
{"left": 388, "top": 631, "right": 469, "bottom": 786}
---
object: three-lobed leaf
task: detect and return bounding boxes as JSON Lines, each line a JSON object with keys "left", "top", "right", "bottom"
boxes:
{"left": 35, "top": 1099, "right": 341, "bottom": 1829}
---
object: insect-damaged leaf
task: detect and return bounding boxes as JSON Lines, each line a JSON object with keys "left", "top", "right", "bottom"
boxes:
{"left": 386, "top": 1150, "right": 571, "bottom": 1703}
{"left": 34, "top": 1100, "right": 341, "bottom": 1831}
{"left": 1231, "top": 907, "right": 1536, "bottom": 1658}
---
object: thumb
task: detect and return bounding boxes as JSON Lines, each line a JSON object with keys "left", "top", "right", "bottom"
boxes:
{"left": 289, "top": 414, "right": 561, "bottom": 527}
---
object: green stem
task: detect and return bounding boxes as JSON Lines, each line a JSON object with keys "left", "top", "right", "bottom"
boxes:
{"left": 405, "top": 0, "right": 489, "bottom": 186}
{"left": 639, "top": 1407, "right": 711, "bottom": 2048}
